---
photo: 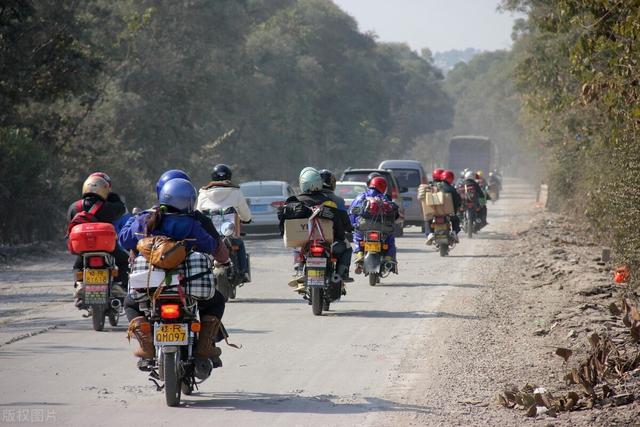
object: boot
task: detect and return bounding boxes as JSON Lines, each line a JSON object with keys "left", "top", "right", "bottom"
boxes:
{"left": 354, "top": 252, "right": 364, "bottom": 275}
{"left": 195, "top": 315, "right": 223, "bottom": 368}
{"left": 288, "top": 263, "right": 305, "bottom": 287}
{"left": 127, "top": 316, "right": 155, "bottom": 359}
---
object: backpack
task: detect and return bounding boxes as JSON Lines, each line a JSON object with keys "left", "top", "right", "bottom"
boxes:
{"left": 67, "top": 200, "right": 104, "bottom": 236}
{"left": 361, "top": 196, "right": 396, "bottom": 223}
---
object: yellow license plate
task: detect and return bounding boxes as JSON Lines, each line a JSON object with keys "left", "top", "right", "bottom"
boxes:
{"left": 364, "top": 242, "right": 381, "bottom": 252}
{"left": 84, "top": 269, "right": 109, "bottom": 284}
{"left": 154, "top": 323, "right": 188, "bottom": 345}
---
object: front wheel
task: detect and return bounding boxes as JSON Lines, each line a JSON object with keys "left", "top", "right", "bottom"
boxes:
{"left": 311, "top": 287, "right": 324, "bottom": 316}
{"left": 163, "top": 351, "right": 181, "bottom": 407}
{"left": 439, "top": 244, "right": 448, "bottom": 257}
{"left": 92, "top": 306, "right": 106, "bottom": 331}
{"left": 368, "top": 273, "right": 378, "bottom": 286}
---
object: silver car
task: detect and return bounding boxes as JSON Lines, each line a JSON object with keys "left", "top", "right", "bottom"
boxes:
{"left": 240, "top": 181, "right": 295, "bottom": 234}
{"left": 378, "top": 160, "right": 427, "bottom": 230}
{"left": 334, "top": 181, "right": 368, "bottom": 210}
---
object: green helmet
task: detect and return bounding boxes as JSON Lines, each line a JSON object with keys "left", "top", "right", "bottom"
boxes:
{"left": 299, "top": 167, "right": 323, "bottom": 193}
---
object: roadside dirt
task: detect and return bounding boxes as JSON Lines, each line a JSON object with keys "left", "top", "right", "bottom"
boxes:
{"left": 385, "top": 190, "right": 640, "bottom": 426}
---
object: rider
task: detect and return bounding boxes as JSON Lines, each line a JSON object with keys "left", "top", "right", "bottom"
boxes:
{"left": 458, "top": 170, "right": 484, "bottom": 227}
{"left": 196, "top": 164, "right": 251, "bottom": 281}
{"left": 476, "top": 171, "right": 490, "bottom": 226}
{"left": 350, "top": 176, "right": 398, "bottom": 274}
{"left": 442, "top": 170, "right": 462, "bottom": 241}
{"left": 67, "top": 174, "right": 128, "bottom": 303}
{"left": 281, "top": 167, "right": 353, "bottom": 290}
{"left": 119, "top": 178, "right": 226, "bottom": 371}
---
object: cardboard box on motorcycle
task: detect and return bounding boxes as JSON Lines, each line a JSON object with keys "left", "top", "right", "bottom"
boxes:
{"left": 420, "top": 191, "right": 455, "bottom": 218}
{"left": 283, "top": 218, "right": 334, "bottom": 248}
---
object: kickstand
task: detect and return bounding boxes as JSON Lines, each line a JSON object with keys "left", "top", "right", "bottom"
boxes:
{"left": 148, "top": 370, "right": 163, "bottom": 391}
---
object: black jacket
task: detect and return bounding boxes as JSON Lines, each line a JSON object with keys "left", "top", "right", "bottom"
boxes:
{"left": 441, "top": 181, "right": 462, "bottom": 212}
{"left": 67, "top": 193, "right": 126, "bottom": 224}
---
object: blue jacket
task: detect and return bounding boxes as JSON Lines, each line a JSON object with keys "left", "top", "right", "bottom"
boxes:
{"left": 348, "top": 188, "right": 391, "bottom": 227}
{"left": 118, "top": 210, "right": 216, "bottom": 254}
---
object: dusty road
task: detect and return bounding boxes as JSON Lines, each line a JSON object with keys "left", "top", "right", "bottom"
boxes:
{"left": 0, "top": 182, "right": 535, "bottom": 427}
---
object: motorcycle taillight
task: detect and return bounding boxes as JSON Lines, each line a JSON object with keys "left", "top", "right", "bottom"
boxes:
{"left": 160, "top": 304, "right": 181, "bottom": 319}
{"left": 310, "top": 245, "right": 324, "bottom": 257}
{"left": 88, "top": 256, "right": 104, "bottom": 268}
{"left": 367, "top": 231, "right": 380, "bottom": 241}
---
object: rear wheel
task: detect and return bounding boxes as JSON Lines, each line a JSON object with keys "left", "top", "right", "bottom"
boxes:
{"left": 439, "top": 244, "right": 448, "bottom": 257}
{"left": 311, "top": 287, "right": 324, "bottom": 316}
{"left": 107, "top": 308, "right": 119, "bottom": 327}
{"left": 369, "top": 273, "right": 378, "bottom": 286}
{"left": 163, "top": 351, "right": 181, "bottom": 407}
{"left": 92, "top": 306, "right": 105, "bottom": 331}
{"left": 466, "top": 211, "right": 474, "bottom": 239}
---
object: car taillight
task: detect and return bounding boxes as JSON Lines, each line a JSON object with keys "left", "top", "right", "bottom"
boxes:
{"left": 271, "top": 201, "right": 285, "bottom": 208}
{"left": 88, "top": 256, "right": 104, "bottom": 268}
{"left": 368, "top": 231, "right": 380, "bottom": 240}
{"left": 160, "top": 304, "right": 181, "bottom": 319}
{"left": 310, "top": 245, "right": 324, "bottom": 256}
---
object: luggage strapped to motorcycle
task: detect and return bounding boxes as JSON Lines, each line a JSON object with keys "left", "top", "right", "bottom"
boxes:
{"left": 308, "top": 207, "right": 328, "bottom": 244}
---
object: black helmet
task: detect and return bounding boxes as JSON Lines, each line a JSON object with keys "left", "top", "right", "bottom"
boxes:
{"left": 211, "top": 164, "right": 232, "bottom": 181}
{"left": 319, "top": 169, "right": 336, "bottom": 190}
{"left": 367, "top": 172, "right": 382, "bottom": 185}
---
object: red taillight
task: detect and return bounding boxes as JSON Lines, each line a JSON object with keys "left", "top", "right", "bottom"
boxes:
{"left": 88, "top": 256, "right": 104, "bottom": 268}
{"left": 368, "top": 231, "right": 380, "bottom": 240}
{"left": 160, "top": 304, "right": 181, "bottom": 319}
{"left": 310, "top": 245, "right": 324, "bottom": 256}
{"left": 271, "top": 201, "right": 285, "bottom": 208}
{"left": 391, "top": 187, "right": 398, "bottom": 200}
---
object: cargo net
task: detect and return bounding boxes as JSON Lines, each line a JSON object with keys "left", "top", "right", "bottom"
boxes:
{"left": 356, "top": 196, "right": 396, "bottom": 233}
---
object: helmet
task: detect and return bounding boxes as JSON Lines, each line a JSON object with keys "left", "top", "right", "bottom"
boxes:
{"left": 299, "top": 167, "right": 323, "bottom": 193}
{"left": 443, "top": 170, "right": 455, "bottom": 185}
{"left": 464, "top": 170, "right": 476, "bottom": 180}
{"left": 211, "top": 164, "right": 232, "bottom": 182}
{"left": 82, "top": 175, "right": 110, "bottom": 200}
{"left": 319, "top": 169, "right": 336, "bottom": 190}
{"left": 89, "top": 172, "right": 112, "bottom": 188}
{"left": 367, "top": 172, "right": 382, "bottom": 185}
{"left": 156, "top": 169, "right": 191, "bottom": 198}
{"left": 159, "top": 178, "right": 196, "bottom": 212}
{"left": 432, "top": 168, "right": 445, "bottom": 181}
{"left": 476, "top": 170, "right": 484, "bottom": 178}
{"left": 369, "top": 176, "right": 387, "bottom": 194}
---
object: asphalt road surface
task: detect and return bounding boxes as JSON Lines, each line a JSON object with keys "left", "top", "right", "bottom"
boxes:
{"left": 0, "top": 181, "right": 532, "bottom": 427}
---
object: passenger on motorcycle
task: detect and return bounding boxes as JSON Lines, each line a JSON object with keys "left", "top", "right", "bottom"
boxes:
{"left": 350, "top": 176, "right": 399, "bottom": 274}
{"left": 457, "top": 170, "right": 484, "bottom": 226}
{"left": 67, "top": 173, "right": 129, "bottom": 304}
{"left": 425, "top": 170, "right": 462, "bottom": 244}
{"left": 320, "top": 169, "right": 346, "bottom": 211}
{"left": 119, "top": 178, "right": 226, "bottom": 370}
{"left": 280, "top": 167, "right": 353, "bottom": 290}
{"left": 196, "top": 164, "right": 251, "bottom": 281}
{"left": 476, "top": 171, "right": 490, "bottom": 226}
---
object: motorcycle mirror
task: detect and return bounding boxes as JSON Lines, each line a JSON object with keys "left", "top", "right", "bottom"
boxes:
{"left": 221, "top": 221, "right": 235, "bottom": 237}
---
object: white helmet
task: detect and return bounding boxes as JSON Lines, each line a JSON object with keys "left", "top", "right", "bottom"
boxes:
{"left": 464, "top": 170, "right": 475, "bottom": 180}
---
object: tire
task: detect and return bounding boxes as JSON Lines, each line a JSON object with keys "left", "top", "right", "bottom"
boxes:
{"left": 466, "top": 211, "right": 474, "bottom": 239}
{"left": 369, "top": 273, "right": 378, "bottom": 286}
{"left": 420, "top": 223, "right": 426, "bottom": 233}
{"left": 311, "top": 287, "right": 323, "bottom": 316}
{"left": 394, "top": 224, "right": 404, "bottom": 237}
{"left": 107, "top": 309, "right": 119, "bottom": 327}
{"left": 163, "top": 351, "right": 181, "bottom": 407}
{"left": 439, "top": 244, "right": 448, "bottom": 257}
{"left": 92, "top": 306, "right": 105, "bottom": 331}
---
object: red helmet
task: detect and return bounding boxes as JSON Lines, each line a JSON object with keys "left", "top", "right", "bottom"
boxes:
{"left": 432, "top": 168, "right": 445, "bottom": 181}
{"left": 443, "top": 170, "right": 455, "bottom": 185}
{"left": 369, "top": 176, "right": 388, "bottom": 194}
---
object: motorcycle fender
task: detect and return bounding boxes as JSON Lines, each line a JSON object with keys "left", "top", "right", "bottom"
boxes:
{"left": 161, "top": 345, "right": 179, "bottom": 354}
{"left": 363, "top": 252, "right": 381, "bottom": 275}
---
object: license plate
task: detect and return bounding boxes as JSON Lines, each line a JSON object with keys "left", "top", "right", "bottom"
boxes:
{"left": 251, "top": 204, "right": 268, "bottom": 213}
{"left": 306, "top": 257, "right": 326, "bottom": 268}
{"left": 364, "top": 242, "right": 381, "bottom": 252}
{"left": 154, "top": 323, "right": 189, "bottom": 346}
{"left": 84, "top": 284, "right": 108, "bottom": 305}
{"left": 403, "top": 199, "right": 411, "bottom": 209}
{"left": 306, "top": 268, "right": 326, "bottom": 287}
{"left": 84, "top": 269, "right": 109, "bottom": 284}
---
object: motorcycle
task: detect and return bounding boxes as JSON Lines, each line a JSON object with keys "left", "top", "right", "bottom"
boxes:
{"left": 361, "top": 229, "right": 396, "bottom": 286}
{"left": 457, "top": 183, "right": 481, "bottom": 239}
{"left": 204, "top": 208, "right": 251, "bottom": 300}
{"left": 429, "top": 216, "right": 456, "bottom": 257}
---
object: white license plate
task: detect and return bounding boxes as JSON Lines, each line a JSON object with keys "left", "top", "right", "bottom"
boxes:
{"left": 154, "top": 323, "right": 189, "bottom": 346}
{"left": 306, "top": 257, "right": 326, "bottom": 268}
{"left": 251, "top": 204, "right": 268, "bottom": 213}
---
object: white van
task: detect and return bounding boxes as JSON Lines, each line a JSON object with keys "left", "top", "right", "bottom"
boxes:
{"left": 378, "top": 160, "right": 427, "bottom": 231}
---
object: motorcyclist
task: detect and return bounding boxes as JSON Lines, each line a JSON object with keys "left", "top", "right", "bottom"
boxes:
{"left": 119, "top": 178, "right": 226, "bottom": 371}
{"left": 350, "top": 176, "right": 399, "bottom": 274}
{"left": 430, "top": 168, "right": 445, "bottom": 185}
{"left": 423, "top": 169, "right": 461, "bottom": 244}
{"left": 476, "top": 171, "right": 490, "bottom": 226}
{"left": 458, "top": 170, "right": 484, "bottom": 228}
{"left": 67, "top": 174, "right": 128, "bottom": 304}
{"left": 280, "top": 167, "right": 353, "bottom": 291}
{"left": 196, "top": 164, "right": 251, "bottom": 281}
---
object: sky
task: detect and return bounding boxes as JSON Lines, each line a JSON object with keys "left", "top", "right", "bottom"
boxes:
{"left": 331, "top": 0, "right": 520, "bottom": 53}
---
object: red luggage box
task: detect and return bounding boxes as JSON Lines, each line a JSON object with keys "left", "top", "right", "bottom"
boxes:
{"left": 68, "top": 222, "right": 117, "bottom": 254}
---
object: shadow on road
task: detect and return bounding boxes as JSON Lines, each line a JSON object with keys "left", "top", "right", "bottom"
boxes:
{"left": 231, "top": 298, "right": 301, "bottom": 305}
{"left": 376, "top": 282, "right": 482, "bottom": 289}
{"left": 446, "top": 254, "right": 506, "bottom": 259}
{"left": 326, "top": 310, "right": 479, "bottom": 320}
{"left": 184, "top": 391, "right": 433, "bottom": 415}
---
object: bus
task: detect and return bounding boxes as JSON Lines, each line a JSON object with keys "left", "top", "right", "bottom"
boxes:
{"left": 448, "top": 136, "right": 493, "bottom": 175}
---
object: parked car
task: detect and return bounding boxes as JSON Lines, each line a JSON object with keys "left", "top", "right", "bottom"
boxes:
{"left": 239, "top": 181, "right": 295, "bottom": 234}
{"left": 334, "top": 181, "right": 368, "bottom": 210}
{"left": 378, "top": 160, "right": 427, "bottom": 231}
{"left": 339, "top": 169, "right": 405, "bottom": 237}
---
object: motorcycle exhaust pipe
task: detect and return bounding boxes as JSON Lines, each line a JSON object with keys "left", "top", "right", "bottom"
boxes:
{"left": 110, "top": 298, "right": 122, "bottom": 310}
{"left": 383, "top": 261, "right": 395, "bottom": 272}
{"left": 331, "top": 273, "right": 342, "bottom": 283}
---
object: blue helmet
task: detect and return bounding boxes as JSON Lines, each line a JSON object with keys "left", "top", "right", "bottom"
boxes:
{"left": 156, "top": 169, "right": 191, "bottom": 198}
{"left": 159, "top": 178, "right": 196, "bottom": 212}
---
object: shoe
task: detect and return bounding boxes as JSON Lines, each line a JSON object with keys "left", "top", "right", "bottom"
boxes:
{"left": 194, "top": 315, "right": 223, "bottom": 368}
{"left": 242, "top": 272, "right": 251, "bottom": 283}
{"left": 342, "top": 276, "right": 354, "bottom": 283}
{"left": 73, "top": 281, "right": 85, "bottom": 298}
{"left": 288, "top": 275, "right": 305, "bottom": 287}
{"left": 136, "top": 358, "right": 155, "bottom": 372}
{"left": 426, "top": 233, "right": 435, "bottom": 245}
{"left": 354, "top": 252, "right": 364, "bottom": 274}
{"left": 127, "top": 316, "right": 155, "bottom": 359}
{"left": 111, "top": 283, "right": 127, "bottom": 298}
{"left": 294, "top": 283, "right": 307, "bottom": 293}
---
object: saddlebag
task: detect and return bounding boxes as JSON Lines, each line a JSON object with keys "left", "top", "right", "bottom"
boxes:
{"left": 421, "top": 191, "right": 454, "bottom": 218}
{"left": 68, "top": 222, "right": 117, "bottom": 254}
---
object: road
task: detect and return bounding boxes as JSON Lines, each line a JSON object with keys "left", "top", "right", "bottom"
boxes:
{"left": 0, "top": 182, "right": 533, "bottom": 427}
